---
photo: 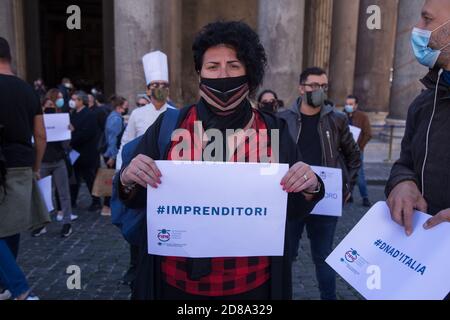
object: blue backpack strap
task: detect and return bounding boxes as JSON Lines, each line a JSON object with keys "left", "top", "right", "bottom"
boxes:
{"left": 158, "top": 107, "right": 180, "bottom": 158}
{"left": 112, "top": 108, "right": 180, "bottom": 245}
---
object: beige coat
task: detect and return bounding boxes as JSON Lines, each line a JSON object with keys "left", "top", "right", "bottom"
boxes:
{"left": 0, "top": 167, "right": 50, "bottom": 237}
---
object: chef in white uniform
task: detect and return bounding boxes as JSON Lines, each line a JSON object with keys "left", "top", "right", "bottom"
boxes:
{"left": 116, "top": 51, "right": 175, "bottom": 170}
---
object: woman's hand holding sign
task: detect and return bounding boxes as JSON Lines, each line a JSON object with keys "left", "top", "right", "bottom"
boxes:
{"left": 121, "top": 155, "right": 162, "bottom": 189}
{"left": 281, "top": 162, "right": 320, "bottom": 199}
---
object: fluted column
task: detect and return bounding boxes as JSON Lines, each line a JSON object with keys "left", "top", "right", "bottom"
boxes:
{"left": 303, "top": 0, "right": 334, "bottom": 73}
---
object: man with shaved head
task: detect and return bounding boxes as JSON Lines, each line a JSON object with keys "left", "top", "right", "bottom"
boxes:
{"left": 385, "top": 0, "right": 450, "bottom": 299}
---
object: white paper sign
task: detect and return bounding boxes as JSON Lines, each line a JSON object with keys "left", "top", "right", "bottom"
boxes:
{"left": 69, "top": 150, "right": 80, "bottom": 165}
{"left": 311, "top": 166, "right": 342, "bottom": 217}
{"left": 43, "top": 114, "right": 71, "bottom": 142}
{"left": 147, "top": 161, "right": 289, "bottom": 258}
{"left": 349, "top": 125, "right": 361, "bottom": 142}
{"left": 115, "top": 150, "right": 123, "bottom": 172}
{"left": 326, "top": 202, "right": 450, "bottom": 300}
{"left": 37, "top": 176, "right": 53, "bottom": 212}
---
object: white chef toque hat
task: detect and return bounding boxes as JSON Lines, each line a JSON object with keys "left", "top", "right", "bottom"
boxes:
{"left": 142, "top": 51, "right": 169, "bottom": 85}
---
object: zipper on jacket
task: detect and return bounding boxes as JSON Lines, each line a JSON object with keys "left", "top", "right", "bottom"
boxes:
{"left": 319, "top": 121, "right": 327, "bottom": 165}
{"left": 296, "top": 118, "right": 302, "bottom": 144}
{"left": 326, "top": 130, "right": 334, "bottom": 160}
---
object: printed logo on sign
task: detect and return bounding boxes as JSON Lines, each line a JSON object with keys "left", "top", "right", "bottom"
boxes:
{"left": 344, "top": 249, "right": 359, "bottom": 263}
{"left": 320, "top": 171, "right": 327, "bottom": 180}
{"left": 157, "top": 229, "right": 171, "bottom": 242}
{"left": 339, "top": 247, "right": 370, "bottom": 276}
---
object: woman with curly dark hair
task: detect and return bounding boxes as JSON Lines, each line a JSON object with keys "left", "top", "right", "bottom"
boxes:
{"left": 116, "top": 21, "right": 324, "bottom": 300}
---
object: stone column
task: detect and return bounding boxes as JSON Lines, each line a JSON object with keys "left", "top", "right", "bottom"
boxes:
{"left": 0, "top": 0, "right": 26, "bottom": 79}
{"left": 114, "top": 0, "right": 164, "bottom": 106}
{"left": 258, "top": 0, "right": 306, "bottom": 106}
{"left": 328, "top": 0, "right": 360, "bottom": 107}
{"left": 388, "top": 0, "right": 427, "bottom": 121}
{"left": 354, "top": 0, "right": 399, "bottom": 113}
{"left": 303, "top": 0, "right": 334, "bottom": 73}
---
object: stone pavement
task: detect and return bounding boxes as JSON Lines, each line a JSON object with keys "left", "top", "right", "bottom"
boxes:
{"left": 292, "top": 185, "right": 387, "bottom": 300}
{"left": 15, "top": 180, "right": 391, "bottom": 301}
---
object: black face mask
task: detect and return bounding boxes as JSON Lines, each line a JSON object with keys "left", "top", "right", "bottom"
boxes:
{"left": 199, "top": 76, "right": 250, "bottom": 114}
{"left": 44, "top": 108, "right": 56, "bottom": 114}
{"left": 200, "top": 76, "right": 248, "bottom": 100}
{"left": 260, "top": 101, "right": 278, "bottom": 113}
{"left": 121, "top": 109, "right": 128, "bottom": 116}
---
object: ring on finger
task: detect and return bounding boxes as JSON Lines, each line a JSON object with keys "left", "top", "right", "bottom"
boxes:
{"left": 303, "top": 174, "right": 308, "bottom": 182}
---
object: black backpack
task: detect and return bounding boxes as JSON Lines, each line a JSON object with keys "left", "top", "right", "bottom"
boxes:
{"left": 0, "top": 125, "right": 7, "bottom": 203}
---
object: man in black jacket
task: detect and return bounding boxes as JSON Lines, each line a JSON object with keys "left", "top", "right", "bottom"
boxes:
{"left": 278, "top": 67, "right": 361, "bottom": 300}
{"left": 70, "top": 91, "right": 101, "bottom": 211}
{"left": 385, "top": 0, "right": 450, "bottom": 235}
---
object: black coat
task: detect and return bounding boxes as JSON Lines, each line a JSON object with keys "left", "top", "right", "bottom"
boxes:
{"left": 70, "top": 107, "right": 100, "bottom": 167}
{"left": 278, "top": 102, "right": 361, "bottom": 201}
{"left": 385, "top": 68, "right": 450, "bottom": 215}
{"left": 119, "top": 105, "right": 325, "bottom": 300}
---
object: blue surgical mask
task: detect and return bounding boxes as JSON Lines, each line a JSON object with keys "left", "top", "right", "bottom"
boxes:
{"left": 56, "top": 98, "right": 64, "bottom": 108}
{"left": 411, "top": 20, "right": 450, "bottom": 68}
{"left": 344, "top": 105, "right": 354, "bottom": 113}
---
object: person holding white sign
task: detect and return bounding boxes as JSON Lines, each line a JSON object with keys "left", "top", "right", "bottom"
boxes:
{"left": 344, "top": 94, "right": 373, "bottom": 208}
{"left": 117, "top": 21, "right": 325, "bottom": 301}
{"left": 278, "top": 67, "right": 361, "bottom": 300}
{"left": 34, "top": 93, "right": 76, "bottom": 238}
{"left": 385, "top": 0, "right": 450, "bottom": 300}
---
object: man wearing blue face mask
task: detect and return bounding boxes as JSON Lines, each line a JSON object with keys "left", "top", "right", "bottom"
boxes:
{"left": 386, "top": 0, "right": 450, "bottom": 285}
{"left": 344, "top": 95, "right": 373, "bottom": 208}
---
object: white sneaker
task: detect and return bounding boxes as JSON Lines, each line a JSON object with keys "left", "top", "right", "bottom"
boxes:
{"left": 31, "top": 227, "right": 47, "bottom": 237}
{"left": 0, "top": 289, "right": 12, "bottom": 300}
{"left": 56, "top": 213, "right": 78, "bottom": 222}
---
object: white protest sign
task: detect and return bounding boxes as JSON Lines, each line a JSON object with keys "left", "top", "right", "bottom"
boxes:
{"left": 349, "top": 125, "right": 361, "bottom": 142}
{"left": 69, "top": 150, "right": 80, "bottom": 165}
{"left": 43, "top": 113, "right": 71, "bottom": 142}
{"left": 115, "top": 151, "right": 123, "bottom": 172}
{"left": 311, "top": 166, "right": 342, "bottom": 217}
{"left": 326, "top": 202, "right": 450, "bottom": 300}
{"left": 147, "top": 161, "right": 289, "bottom": 258}
{"left": 37, "top": 176, "right": 53, "bottom": 212}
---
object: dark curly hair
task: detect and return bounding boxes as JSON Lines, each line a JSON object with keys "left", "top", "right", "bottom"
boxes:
{"left": 192, "top": 21, "right": 267, "bottom": 95}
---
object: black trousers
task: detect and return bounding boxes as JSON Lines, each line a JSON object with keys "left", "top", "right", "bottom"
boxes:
{"left": 160, "top": 280, "right": 270, "bottom": 300}
{"left": 71, "top": 160, "right": 100, "bottom": 206}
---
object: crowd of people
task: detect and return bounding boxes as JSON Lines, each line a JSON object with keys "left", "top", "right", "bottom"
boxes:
{"left": 0, "top": 0, "right": 449, "bottom": 301}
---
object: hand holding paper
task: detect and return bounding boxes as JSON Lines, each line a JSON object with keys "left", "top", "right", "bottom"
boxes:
{"left": 326, "top": 202, "right": 450, "bottom": 300}
{"left": 386, "top": 181, "right": 428, "bottom": 236}
{"left": 424, "top": 208, "right": 450, "bottom": 229}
